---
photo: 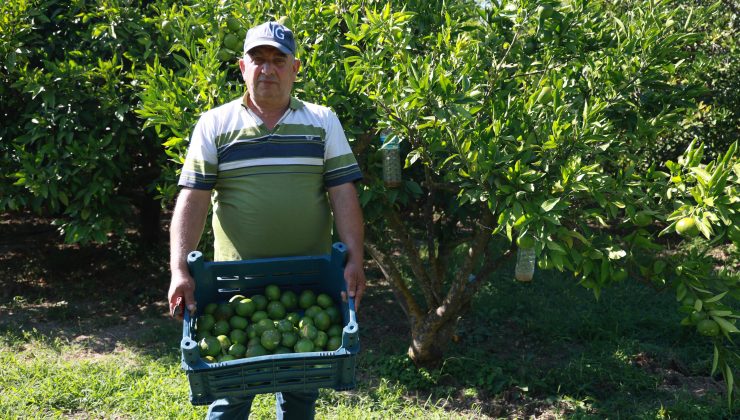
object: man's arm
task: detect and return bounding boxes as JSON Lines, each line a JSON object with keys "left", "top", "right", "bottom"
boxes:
{"left": 168, "top": 187, "right": 211, "bottom": 318}
{"left": 327, "top": 182, "right": 366, "bottom": 311}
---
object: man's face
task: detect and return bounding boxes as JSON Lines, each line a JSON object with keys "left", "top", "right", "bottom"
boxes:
{"left": 239, "top": 46, "right": 300, "bottom": 107}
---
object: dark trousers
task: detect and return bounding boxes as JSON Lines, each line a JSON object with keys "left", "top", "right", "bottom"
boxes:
{"left": 206, "top": 390, "right": 319, "bottom": 419}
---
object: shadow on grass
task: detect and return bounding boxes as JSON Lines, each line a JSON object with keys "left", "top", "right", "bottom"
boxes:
{"left": 0, "top": 212, "right": 178, "bottom": 360}
{"left": 359, "top": 261, "right": 730, "bottom": 418}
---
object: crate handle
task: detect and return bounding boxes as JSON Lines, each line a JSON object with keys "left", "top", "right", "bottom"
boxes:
{"left": 181, "top": 311, "right": 200, "bottom": 365}
{"left": 342, "top": 297, "right": 359, "bottom": 350}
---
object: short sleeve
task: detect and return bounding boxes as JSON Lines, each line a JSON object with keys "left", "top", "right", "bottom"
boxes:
{"left": 323, "top": 110, "right": 363, "bottom": 187}
{"left": 178, "top": 112, "right": 219, "bottom": 190}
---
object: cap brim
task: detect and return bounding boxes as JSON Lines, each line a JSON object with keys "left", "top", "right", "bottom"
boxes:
{"left": 244, "top": 39, "right": 294, "bottom": 55}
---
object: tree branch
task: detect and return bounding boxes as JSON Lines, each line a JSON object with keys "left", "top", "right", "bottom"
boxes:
{"left": 435, "top": 209, "right": 496, "bottom": 323}
{"left": 386, "top": 208, "right": 438, "bottom": 307}
{"left": 366, "top": 241, "right": 424, "bottom": 320}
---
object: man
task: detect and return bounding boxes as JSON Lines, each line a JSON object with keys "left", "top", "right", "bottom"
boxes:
{"left": 167, "top": 20, "right": 366, "bottom": 419}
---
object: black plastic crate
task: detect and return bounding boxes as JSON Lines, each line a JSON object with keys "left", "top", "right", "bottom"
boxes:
{"left": 180, "top": 242, "right": 359, "bottom": 406}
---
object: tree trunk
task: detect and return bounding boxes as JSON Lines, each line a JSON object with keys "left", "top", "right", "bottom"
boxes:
{"left": 407, "top": 312, "right": 457, "bottom": 368}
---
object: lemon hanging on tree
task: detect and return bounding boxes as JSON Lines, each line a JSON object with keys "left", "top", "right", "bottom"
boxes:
{"left": 676, "top": 217, "right": 700, "bottom": 237}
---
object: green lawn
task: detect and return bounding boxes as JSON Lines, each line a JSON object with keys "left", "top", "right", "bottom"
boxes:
{"left": 0, "top": 224, "right": 732, "bottom": 418}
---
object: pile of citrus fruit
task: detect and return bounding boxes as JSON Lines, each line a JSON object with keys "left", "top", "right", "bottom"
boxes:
{"left": 194, "top": 285, "right": 345, "bottom": 363}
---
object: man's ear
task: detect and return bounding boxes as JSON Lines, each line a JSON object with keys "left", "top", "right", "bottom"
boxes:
{"left": 293, "top": 58, "right": 301, "bottom": 74}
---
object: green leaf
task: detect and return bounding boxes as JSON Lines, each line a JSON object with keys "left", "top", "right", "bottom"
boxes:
{"left": 704, "top": 291, "right": 728, "bottom": 303}
{"left": 342, "top": 44, "right": 361, "bottom": 53}
{"left": 540, "top": 198, "right": 560, "bottom": 212}
{"left": 711, "top": 316, "right": 739, "bottom": 334}
{"left": 546, "top": 241, "right": 567, "bottom": 254}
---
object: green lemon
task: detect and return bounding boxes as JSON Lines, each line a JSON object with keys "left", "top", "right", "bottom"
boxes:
{"left": 274, "top": 346, "right": 292, "bottom": 354}
{"left": 327, "top": 324, "right": 342, "bottom": 338}
{"left": 281, "top": 331, "right": 299, "bottom": 348}
{"left": 219, "top": 354, "right": 236, "bottom": 362}
{"left": 229, "top": 315, "right": 248, "bottom": 330}
{"left": 325, "top": 306, "right": 341, "bottom": 325}
{"left": 245, "top": 343, "right": 268, "bottom": 358}
{"left": 313, "top": 311, "right": 331, "bottom": 331}
{"left": 536, "top": 4, "right": 554, "bottom": 19}
{"left": 246, "top": 324, "right": 257, "bottom": 339}
{"left": 216, "top": 335, "right": 231, "bottom": 352}
{"left": 228, "top": 343, "right": 247, "bottom": 358}
{"left": 250, "top": 310, "right": 268, "bottom": 323}
{"left": 214, "top": 303, "right": 233, "bottom": 321}
{"left": 689, "top": 311, "right": 707, "bottom": 323}
{"left": 280, "top": 290, "right": 298, "bottom": 310}
{"left": 229, "top": 328, "right": 247, "bottom": 345}
{"left": 612, "top": 269, "right": 628, "bottom": 282}
{"left": 633, "top": 211, "right": 652, "bottom": 227}
{"left": 327, "top": 336, "right": 342, "bottom": 351}
{"left": 196, "top": 314, "right": 215, "bottom": 334}
{"left": 217, "top": 49, "right": 233, "bottom": 62}
{"left": 313, "top": 331, "right": 328, "bottom": 349}
{"left": 255, "top": 318, "right": 276, "bottom": 336}
{"left": 192, "top": 25, "right": 206, "bottom": 39}
{"left": 696, "top": 319, "right": 720, "bottom": 337}
{"left": 223, "top": 34, "right": 242, "bottom": 52}
{"left": 204, "top": 302, "right": 218, "bottom": 315}
{"left": 235, "top": 298, "right": 256, "bottom": 317}
{"left": 251, "top": 295, "right": 268, "bottom": 311}
{"left": 298, "top": 290, "right": 316, "bottom": 309}
{"left": 213, "top": 320, "right": 231, "bottom": 337}
{"left": 676, "top": 217, "right": 700, "bottom": 237}
{"left": 316, "top": 293, "right": 333, "bottom": 309}
{"left": 267, "top": 301, "right": 286, "bottom": 320}
{"left": 199, "top": 336, "right": 221, "bottom": 357}
{"left": 294, "top": 338, "right": 315, "bottom": 353}
{"left": 265, "top": 284, "right": 281, "bottom": 301}
{"left": 286, "top": 312, "right": 301, "bottom": 327}
{"left": 536, "top": 86, "right": 552, "bottom": 105}
{"left": 277, "top": 319, "right": 295, "bottom": 333}
{"left": 261, "top": 329, "right": 282, "bottom": 351}
{"left": 299, "top": 316, "right": 314, "bottom": 328}
{"left": 300, "top": 324, "right": 318, "bottom": 341}
{"left": 226, "top": 16, "right": 241, "bottom": 33}
{"left": 305, "top": 305, "right": 322, "bottom": 319}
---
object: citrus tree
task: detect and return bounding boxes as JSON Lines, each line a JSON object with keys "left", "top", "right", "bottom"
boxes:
{"left": 0, "top": 0, "right": 178, "bottom": 244}
{"left": 136, "top": 0, "right": 739, "bottom": 400}
{"left": 344, "top": 0, "right": 738, "bottom": 377}
{"left": 133, "top": 0, "right": 740, "bottom": 399}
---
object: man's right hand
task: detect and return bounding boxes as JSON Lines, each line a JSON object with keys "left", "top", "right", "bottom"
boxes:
{"left": 168, "top": 271, "right": 197, "bottom": 320}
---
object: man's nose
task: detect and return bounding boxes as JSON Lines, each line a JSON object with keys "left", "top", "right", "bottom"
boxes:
{"left": 260, "top": 62, "right": 275, "bottom": 75}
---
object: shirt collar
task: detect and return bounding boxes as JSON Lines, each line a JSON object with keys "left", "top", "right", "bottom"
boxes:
{"left": 242, "top": 92, "right": 304, "bottom": 111}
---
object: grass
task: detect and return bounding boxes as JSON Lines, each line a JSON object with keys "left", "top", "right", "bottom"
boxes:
{"left": 0, "top": 214, "right": 734, "bottom": 418}
{"left": 0, "top": 331, "right": 464, "bottom": 419}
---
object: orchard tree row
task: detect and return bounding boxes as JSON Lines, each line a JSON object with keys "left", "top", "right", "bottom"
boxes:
{"left": 2, "top": 0, "right": 738, "bottom": 403}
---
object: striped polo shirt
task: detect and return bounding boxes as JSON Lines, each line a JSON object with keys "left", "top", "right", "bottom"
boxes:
{"left": 178, "top": 96, "right": 362, "bottom": 261}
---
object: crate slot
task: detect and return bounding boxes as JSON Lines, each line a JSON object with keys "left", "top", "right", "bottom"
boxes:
{"left": 216, "top": 276, "right": 241, "bottom": 281}
{"left": 244, "top": 381, "right": 272, "bottom": 387}
{"left": 217, "top": 288, "right": 241, "bottom": 293}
